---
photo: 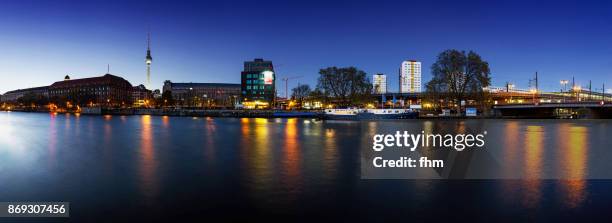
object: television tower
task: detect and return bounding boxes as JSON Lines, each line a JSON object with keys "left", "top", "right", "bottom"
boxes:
{"left": 145, "top": 31, "right": 153, "bottom": 89}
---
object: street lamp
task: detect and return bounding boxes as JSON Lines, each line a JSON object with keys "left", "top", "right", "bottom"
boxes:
{"left": 560, "top": 80, "right": 569, "bottom": 102}
{"left": 560, "top": 80, "right": 569, "bottom": 91}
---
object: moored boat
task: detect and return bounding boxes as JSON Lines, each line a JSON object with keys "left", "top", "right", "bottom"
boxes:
{"left": 273, "top": 111, "right": 320, "bottom": 118}
{"left": 324, "top": 108, "right": 418, "bottom": 120}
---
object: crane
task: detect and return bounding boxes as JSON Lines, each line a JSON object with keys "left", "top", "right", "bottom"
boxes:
{"left": 281, "top": 75, "right": 303, "bottom": 99}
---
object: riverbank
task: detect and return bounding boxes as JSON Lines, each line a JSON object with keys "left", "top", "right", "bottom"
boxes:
{"left": 2, "top": 107, "right": 608, "bottom": 119}
{"left": 0, "top": 107, "right": 324, "bottom": 118}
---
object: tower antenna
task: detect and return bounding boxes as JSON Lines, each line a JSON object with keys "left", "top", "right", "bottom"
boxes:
{"left": 145, "top": 27, "right": 153, "bottom": 89}
{"left": 147, "top": 28, "right": 151, "bottom": 51}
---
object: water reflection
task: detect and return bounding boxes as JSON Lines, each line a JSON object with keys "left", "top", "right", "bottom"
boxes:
{"left": 502, "top": 121, "right": 519, "bottom": 178}
{"left": 204, "top": 117, "right": 216, "bottom": 161}
{"left": 522, "top": 125, "right": 544, "bottom": 208}
{"left": 64, "top": 113, "right": 72, "bottom": 137}
{"left": 103, "top": 118, "right": 113, "bottom": 172}
{"left": 500, "top": 121, "right": 520, "bottom": 204}
{"left": 161, "top": 116, "right": 169, "bottom": 127}
{"left": 558, "top": 124, "right": 588, "bottom": 208}
{"left": 323, "top": 128, "right": 338, "bottom": 178}
{"left": 241, "top": 118, "right": 273, "bottom": 193}
{"left": 48, "top": 114, "right": 57, "bottom": 167}
{"left": 524, "top": 126, "right": 544, "bottom": 179}
{"left": 139, "top": 115, "right": 157, "bottom": 201}
{"left": 0, "top": 113, "right": 24, "bottom": 153}
{"left": 283, "top": 118, "right": 301, "bottom": 197}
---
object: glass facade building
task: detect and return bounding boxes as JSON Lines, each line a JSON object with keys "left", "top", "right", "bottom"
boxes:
{"left": 241, "top": 58, "right": 275, "bottom": 105}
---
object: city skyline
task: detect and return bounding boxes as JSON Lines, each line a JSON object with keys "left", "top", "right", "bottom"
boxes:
{"left": 1, "top": 0, "right": 612, "bottom": 95}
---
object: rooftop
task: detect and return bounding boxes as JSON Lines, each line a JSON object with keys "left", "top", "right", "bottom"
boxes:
{"left": 166, "top": 82, "right": 240, "bottom": 88}
{"left": 3, "top": 86, "right": 49, "bottom": 95}
{"left": 50, "top": 74, "right": 132, "bottom": 88}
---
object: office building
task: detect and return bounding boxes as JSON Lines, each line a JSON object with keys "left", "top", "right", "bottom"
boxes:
{"left": 49, "top": 74, "right": 133, "bottom": 106}
{"left": 241, "top": 58, "right": 275, "bottom": 108}
{"left": 163, "top": 81, "right": 241, "bottom": 108}
{"left": 372, "top": 73, "right": 387, "bottom": 94}
{"left": 399, "top": 60, "right": 421, "bottom": 93}
{"left": 132, "top": 84, "right": 153, "bottom": 107}
{"left": 0, "top": 86, "right": 49, "bottom": 102}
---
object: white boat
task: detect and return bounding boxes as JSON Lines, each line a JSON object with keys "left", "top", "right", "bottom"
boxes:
{"left": 324, "top": 108, "right": 418, "bottom": 120}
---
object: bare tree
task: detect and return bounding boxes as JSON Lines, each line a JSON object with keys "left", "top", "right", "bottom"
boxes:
{"left": 428, "top": 50, "right": 491, "bottom": 111}
{"left": 317, "top": 67, "right": 372, "bottom": 106}
{"left": 291, "top": 84, "right": 311, "bottom": 102}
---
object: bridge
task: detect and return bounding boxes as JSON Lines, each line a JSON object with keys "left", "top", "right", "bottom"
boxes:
{"left": 371, "top": 88, "right": 612, "bottom": 106}
{"left": 371, "top": 88, "right": 612, "bottom": 118}
{"left": 492, "top": 102, "right": 612, "bottom": 118}
{"left": 493, "top": 102, "right": 611, "bottom": 109}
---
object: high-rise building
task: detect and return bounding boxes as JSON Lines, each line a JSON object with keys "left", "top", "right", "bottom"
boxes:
{"left": 145, "top": 32, "right": 153, "bottom": 89}
{"left": 372, "top": 73, "right": 387, "bottom": 94}
{"left": 241, "top": 58, "right": 275, "bottom": 108}
{"left": 399, "top": 60, "right": 421, "bottom": 93}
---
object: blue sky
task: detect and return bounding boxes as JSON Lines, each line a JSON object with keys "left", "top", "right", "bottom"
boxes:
{"left": 1, "top": 0, "right": 611, "bottom": 95}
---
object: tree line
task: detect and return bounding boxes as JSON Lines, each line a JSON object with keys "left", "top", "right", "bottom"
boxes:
{"left": 290, "top": 66, "right": 373, "bottom": 107}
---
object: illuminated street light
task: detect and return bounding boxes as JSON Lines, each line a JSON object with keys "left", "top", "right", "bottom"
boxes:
{"left": 560, "top": 80, "right": 569, "bottom": 92}
{"left": 559, "top": 80, "right": 570, "bottom": 102}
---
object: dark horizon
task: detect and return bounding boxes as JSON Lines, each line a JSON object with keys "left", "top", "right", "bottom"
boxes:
{"left": 1, "top": 0, "right": 611, "bottom": 95}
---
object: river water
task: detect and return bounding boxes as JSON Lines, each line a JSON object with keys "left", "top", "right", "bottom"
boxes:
{"left": 0, "top": 112, "right": 611, "bottom": 222}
